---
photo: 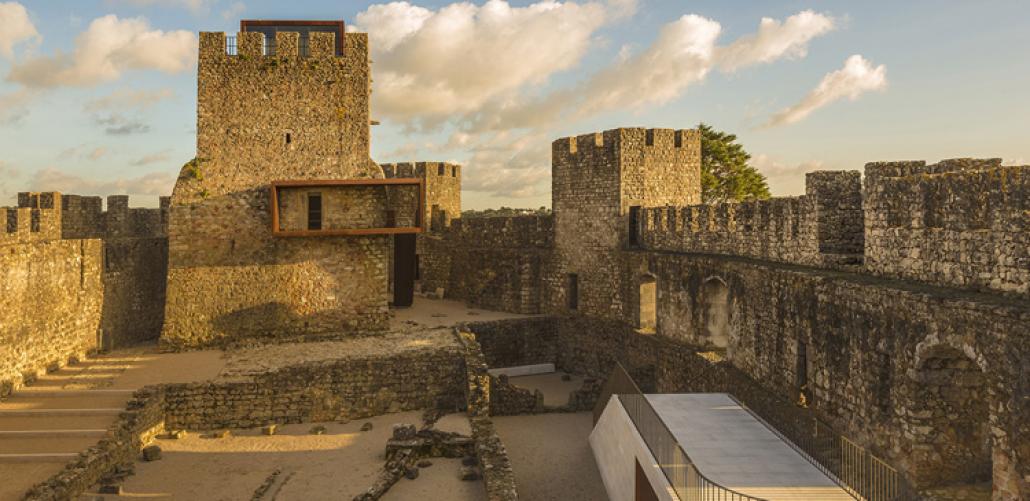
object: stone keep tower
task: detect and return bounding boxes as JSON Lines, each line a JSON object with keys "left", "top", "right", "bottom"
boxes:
{"left": 549, "top": 128, "right": 701, "bottom": 321}
{"left": 162, "top": 27, "right": 391, "bottom": 348}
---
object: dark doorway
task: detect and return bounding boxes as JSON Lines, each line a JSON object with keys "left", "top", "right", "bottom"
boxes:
{"left": 629, "top": 206, "right": 641, "bottom": 247}
{"left": 393, "top": 234, "right": 416, "bottom": 307}
{"left": 634, "top": 459, "right": 660, "bottom": 501}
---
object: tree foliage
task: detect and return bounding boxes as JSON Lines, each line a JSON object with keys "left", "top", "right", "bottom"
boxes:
{"left": 698, "top": 123, "right": 771, "bottom": 203}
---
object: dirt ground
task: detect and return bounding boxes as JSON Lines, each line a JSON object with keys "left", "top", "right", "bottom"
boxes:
{"left": 86, "top": 411, "right": 486, "bottom": 501}
{"left": 492, "top": 412, "right": 608, "bottom": 501}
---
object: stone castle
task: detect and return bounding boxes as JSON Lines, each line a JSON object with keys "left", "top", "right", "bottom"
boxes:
{"left": 1, "top": 20, "right": 1026, "bottom": 501}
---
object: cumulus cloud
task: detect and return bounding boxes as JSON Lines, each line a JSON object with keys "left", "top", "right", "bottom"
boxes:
{"left": 765, "top": 54, "right": 886, "bottom": 127}
{"left": 7, "top": 15, "right": 196, "bottom": 88}
{"left": 356, "top": 0, "right": 617, "bottom": 126}
{"left": 717, "top": 10, "right": 834, "bottom": 72}
{"left": 0, "top": 2, "right": 38, "bottom": 58}
{"left": 30, "top": 167, "right": 175, "bottom": 197}
{"left": 577, "top": 14, "right": 721, "bottom": 115}
{"left": 84, "top": 87, "right": 174, "bottom": 112}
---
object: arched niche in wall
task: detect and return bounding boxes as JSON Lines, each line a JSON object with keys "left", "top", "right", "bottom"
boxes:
{"left": 906, "top": 344, "right": 991, "bottom": 489}
{"left": 700, "top": 276, "right": 730, "bottom": 349}
{"left": 638, "top": 274, "right": 657, "bottom": 333}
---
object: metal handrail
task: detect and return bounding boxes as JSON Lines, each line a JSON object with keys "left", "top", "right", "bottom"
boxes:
{"left": 595, "top": 363, "right": 767, "bottom": 501}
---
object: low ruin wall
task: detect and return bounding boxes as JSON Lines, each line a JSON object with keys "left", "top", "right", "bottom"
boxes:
{"left": 164, "top": 350, "right": 466, "bottom": 430}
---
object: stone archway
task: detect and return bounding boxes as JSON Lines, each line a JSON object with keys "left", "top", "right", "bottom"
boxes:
{"left": 700, "top": 277, "right": 730, "bottom": 349}
{"left": 638, "top": 275, "right": 657, "bottom": 333}
{"left": 907, "top": 344, "right": 991, "bottom": 489}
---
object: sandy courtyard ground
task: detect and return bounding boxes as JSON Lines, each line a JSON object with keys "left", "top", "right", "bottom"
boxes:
{"left": 508, "top": 372, "right": 584, "bottom": 407}
{"left": 492, "top": 412, "right": 608, "bottom": 501}
{"left": 88, "top": 411, "right": 486, "bottom": 501}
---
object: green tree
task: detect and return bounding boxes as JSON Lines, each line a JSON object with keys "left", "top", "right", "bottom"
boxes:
{"left": 698, "top": 123, "right": 771, "bottom": 203}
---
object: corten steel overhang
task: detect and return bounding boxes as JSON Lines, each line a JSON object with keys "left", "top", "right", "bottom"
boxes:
{"left": 269, "top": 179, "right": 424, "bottom": 237}
{"left": 240, "top": 19, "right": 347, "bottom": 55}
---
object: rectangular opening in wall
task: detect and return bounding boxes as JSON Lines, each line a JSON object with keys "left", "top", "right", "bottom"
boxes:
{"left": 438, "top": 164, "right": 445, "bottom": 176}
{"left": 629, "top": 206, "right": 641, "bottom": 247}
{"left": 796, "top": 341, "right": 809, "bottom": 390}
{"left": 451, "top": 166, "right": 457, "bottom": 177}
{"left": 645, "top": 129, "right": 655, "bottom": 146}
{"left": 307, "top": 192, "right": 322, "bottom": 230}
{"left": 567, "top": 273, "right": 579, "bottom": 310}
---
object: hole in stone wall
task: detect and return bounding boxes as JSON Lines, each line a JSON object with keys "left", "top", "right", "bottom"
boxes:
{"left": 645, "top": 129, "right": 655, "bottom": 146}
{"left": 438, "top": 164, "right": 445, "bottom": 176}
{"left": 452, "top": 166, "right": 457, "bottom": 177}
{"left": 285, "top": 132, "right": 292, "bottom": 144}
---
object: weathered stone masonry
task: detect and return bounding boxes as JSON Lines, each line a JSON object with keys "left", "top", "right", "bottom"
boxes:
{"left": 162, "top": 31, "right": 390, "bottom": 348}
{"left": 0, "top": 192, "right": 167, "bottom": 397}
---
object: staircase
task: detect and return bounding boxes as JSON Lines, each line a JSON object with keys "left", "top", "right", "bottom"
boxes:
{"left": 0, "top": 358, "right": 140, "bottom": 500}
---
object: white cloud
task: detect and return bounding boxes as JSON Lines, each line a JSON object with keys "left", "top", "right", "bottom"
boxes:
{"left": 717, "top": 10, "right": 835, "bottom": 72}
{"left": 765, "top": 54, "right": 886, "bottom": 127}
{"left": 0, "top": 2, "right": 38, "bottom": 59}
{"left": 30, "top": 167, "right": 175, "bottom": 197}
{"left": 7, "top": 15, "right": 197, "bottom": 88}
{"left": 356, "top": 0, "right": 616, "bottom": 126}
{"left": 576, "top": 14, "right": 721, "bottom": 116}
{"left": 84, "top": 88, "right": 174, "bottom": 112}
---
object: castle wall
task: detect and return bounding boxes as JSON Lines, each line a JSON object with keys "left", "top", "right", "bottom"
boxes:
{"left": 163, "top": 31, "right": 389, "bottom": 348}
{"left": 864, "top": 159, "right": 1029, "bottom": 297}
{"left": 630, "top": 251, "right": 1026, "bottom": 495}
{"left": 547, "top": 128, "right": 701, "bottom": 321}
{"left": 382, "top": 162, "right": 461, "bottom": 230}
{"left": 0, "top": 197, "right": 103, "bottom": 396}
{"left": 637, "top": 171, "right": 864, "bottom": 267}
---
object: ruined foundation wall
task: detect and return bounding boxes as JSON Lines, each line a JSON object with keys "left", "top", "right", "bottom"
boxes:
{"left": 864, "top": 159, "right": 1029, "bottom": 297}
{"left": 164, "top": 349, "right": 466, "bottom": 430}
{"left": 163, "top": 31, "right": 389, "bottom": 348}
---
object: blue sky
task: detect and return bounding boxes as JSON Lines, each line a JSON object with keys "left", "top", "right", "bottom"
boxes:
{"left": 1, "top": 0, "right": 1028, "bottom": 209}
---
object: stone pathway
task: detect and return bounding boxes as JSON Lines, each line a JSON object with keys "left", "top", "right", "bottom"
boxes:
{"left": 0, "top": 347, "right": 224, "bottom": 501}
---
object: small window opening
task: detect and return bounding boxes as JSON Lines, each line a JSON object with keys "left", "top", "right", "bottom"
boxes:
{"left": 451, "top": 166, "right": 457, "bottom": 177}
{"left": 307, "top": 192, "right": 323, "bottom": 230}
{"left": 438, "top": 164, "right": 445, "bottom": 176}
{"left": 285, "top": 132, "right": 292, "bottom": 144}
{"left": 791, "top": 342, "right": 807, "bottom": 389}
{"left": 628, "top": 206, "right": 641, "bottom": 247}
{"left": 567, "top": 274, "right": 579, "bottom": 310}
{"left": 645, "top": 129, "right": 655, "bottom": 146}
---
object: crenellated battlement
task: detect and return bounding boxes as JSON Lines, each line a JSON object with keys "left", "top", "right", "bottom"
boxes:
{"left": 864, "top": 159, "right": 1028, "bottom": 295}
{"left": 636, "top": 171, "right": 863, "bottom": 267}
{"left": 2, "top": 192, "right": 168, "bottom": 243}
{"left": 551, "top": 128, "right": 700, "bottom": 168}
{"left": 447, "top": 215, "right": 554, "bottom": 249}
{"left": 381, "top": 161, "right": 461, "bottom": 179}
